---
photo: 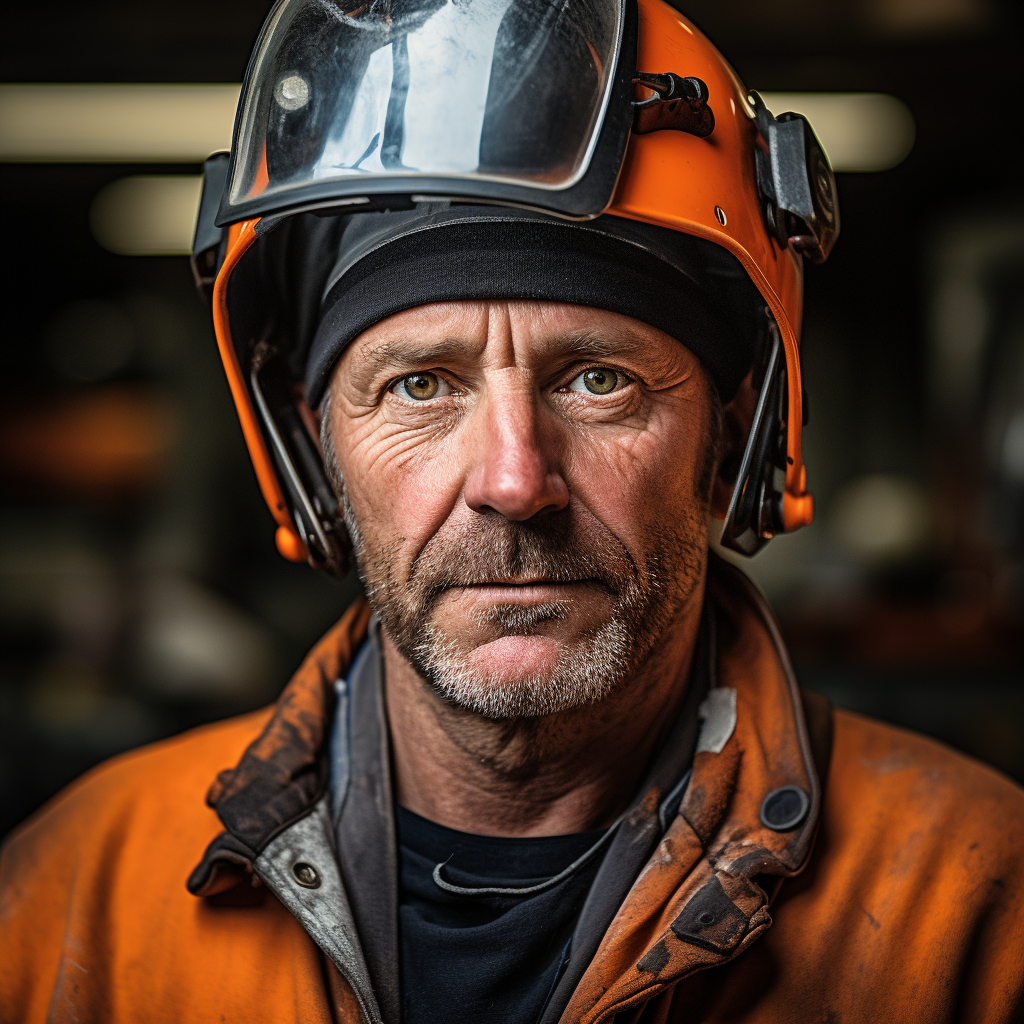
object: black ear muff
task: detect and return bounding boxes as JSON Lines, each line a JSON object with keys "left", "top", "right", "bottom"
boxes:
{"left": 720, "top": 317, "right": 788, "bottom": 555}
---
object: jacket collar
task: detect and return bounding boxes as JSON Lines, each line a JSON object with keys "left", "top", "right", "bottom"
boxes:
{"left": 187, "top": 557, "right": 828, "bottom": 1024}
{"left": 187, "top": 601, "right": 371, "bottom": 898}
{"left": 561, "top": 557, "right": 828, "bottom": 1023}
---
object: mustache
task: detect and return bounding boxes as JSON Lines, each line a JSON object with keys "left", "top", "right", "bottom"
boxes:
{"left": 408, "top": 512, "right": 638, "bottom": 602}
{"left": 473, "top": 601, "right": 570, "bottom": 634}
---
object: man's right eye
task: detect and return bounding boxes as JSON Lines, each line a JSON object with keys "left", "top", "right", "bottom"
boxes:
{"left": 392, "top": 372, "right": 452, "bottom": 401}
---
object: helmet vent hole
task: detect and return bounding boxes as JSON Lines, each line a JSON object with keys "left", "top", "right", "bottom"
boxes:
{"left": 714, "top": 206, "right": 728, "bottom": 226}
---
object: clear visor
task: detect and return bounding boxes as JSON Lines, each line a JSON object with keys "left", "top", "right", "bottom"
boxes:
{"left": 224, "top": 0, "right": 623, "bottom": 217}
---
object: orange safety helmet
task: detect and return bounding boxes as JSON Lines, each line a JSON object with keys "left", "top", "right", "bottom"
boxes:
{"left": 192, "top": 0, "right": 838, "bottom": 569}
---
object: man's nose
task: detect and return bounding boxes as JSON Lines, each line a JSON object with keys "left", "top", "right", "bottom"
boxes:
{"left": 463, "top": 380, "right": 569, "bottom": 521}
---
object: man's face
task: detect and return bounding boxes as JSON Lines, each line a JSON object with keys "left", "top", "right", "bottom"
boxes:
{"left": 325, "top": 300, "right": 719, "bottom": 719}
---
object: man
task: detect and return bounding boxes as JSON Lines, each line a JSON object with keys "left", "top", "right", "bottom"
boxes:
{"left": 3, "top": 0, "right": 1022, "bottom": 1022}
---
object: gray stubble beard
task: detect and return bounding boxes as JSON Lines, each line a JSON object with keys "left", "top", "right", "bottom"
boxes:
{"left": 339, "top": 486, "right": 705, "bottom": 721}
{"left": 322, "top": 386, "right": 709, "bottom": 721}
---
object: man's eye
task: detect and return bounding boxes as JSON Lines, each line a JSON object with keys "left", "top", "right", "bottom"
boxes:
{"left": 566, "top": 367, "right": 628, "bottom": 395}
{"left": 392, "top": 372, "right": 451, "bottom": 401}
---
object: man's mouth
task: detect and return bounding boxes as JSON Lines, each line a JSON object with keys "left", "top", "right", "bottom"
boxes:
{"left": 461, "top": 580, "right": 579, "bottom": 590}
{"left": 446, "top": 579, "right": 606, "bottom": 603}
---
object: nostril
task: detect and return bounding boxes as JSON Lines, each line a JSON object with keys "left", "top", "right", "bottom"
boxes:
{"left": 465, "top": 464, "right": 569, "bottom": 521}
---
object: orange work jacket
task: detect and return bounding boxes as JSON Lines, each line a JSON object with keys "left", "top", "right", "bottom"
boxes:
{"left": 2, "top": 559, "right": 1023, "bottom": 1023}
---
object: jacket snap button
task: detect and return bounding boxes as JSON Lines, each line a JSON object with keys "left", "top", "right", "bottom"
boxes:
{"left": 293, "top": 862, "right": 321, "bottom": 888}
{"left": 697, "top": 911, "right": 716, "bottom": 926}
{"left": 760, "top": 785, "right": 810, "bottom": 831}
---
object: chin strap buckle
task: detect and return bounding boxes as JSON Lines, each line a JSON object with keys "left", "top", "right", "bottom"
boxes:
{"left": 632, "top": 73, "right": 715, "bottom": 138}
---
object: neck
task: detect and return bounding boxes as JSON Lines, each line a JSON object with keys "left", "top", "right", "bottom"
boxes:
{"left": 382, "top": 594, "right": 705, "bottom": 838}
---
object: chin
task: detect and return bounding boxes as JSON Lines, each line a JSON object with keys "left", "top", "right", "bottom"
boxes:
{"left": 414, "top": 624, "right": 632, "bottom": 720}
{"left": 468, "top": 633, "right": 566, "bottom": 679}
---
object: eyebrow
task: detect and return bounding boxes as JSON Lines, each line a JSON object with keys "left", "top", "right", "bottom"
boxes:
{"left": 350, "top": 326, "right": 648, "bottom": 384}
{"left": 559, "top": 330, "right": 645, "bottom": 358}
{"left": 358, "top": 336, "right": 476, "bottom": 375}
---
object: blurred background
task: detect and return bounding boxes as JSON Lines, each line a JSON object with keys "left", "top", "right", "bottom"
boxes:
{"left": 1, "top": 0, "right": 1022, "bottom": 840}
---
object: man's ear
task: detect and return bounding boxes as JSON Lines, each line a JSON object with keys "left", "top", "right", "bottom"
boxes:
{"left": 709, "top": 373, "right": 757, "bottom": 519}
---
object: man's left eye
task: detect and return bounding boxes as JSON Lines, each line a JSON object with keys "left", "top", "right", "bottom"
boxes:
{"left": 566, "top": 367, "right": 629, "bottom": 395}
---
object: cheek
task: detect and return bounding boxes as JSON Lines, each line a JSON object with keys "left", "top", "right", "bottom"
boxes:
{"left": 332, "top": 410, "right": 468, "bottom": 562}
{"left": 564, "top": 398, "right": 710, "bottom": 547}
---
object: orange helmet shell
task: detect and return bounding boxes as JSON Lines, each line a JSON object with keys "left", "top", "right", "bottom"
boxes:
{"left": 206, "top": 0, "right": 818, "bottom": 564}
{"left": 609, "top": 0, "right": 811, "bottom": 530}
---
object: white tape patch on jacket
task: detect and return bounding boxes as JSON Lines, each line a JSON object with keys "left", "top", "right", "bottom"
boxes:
{"left": 696, "top": 687, "right": 737, "bottom": 754}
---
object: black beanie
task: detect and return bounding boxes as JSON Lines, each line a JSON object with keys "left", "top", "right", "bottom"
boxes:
{"left": 303, "top": 204, "right": 766, "bottom": 407}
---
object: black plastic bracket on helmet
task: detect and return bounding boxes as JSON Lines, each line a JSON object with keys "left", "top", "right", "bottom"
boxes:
{"left": 249, "top": 338, "right": 352, "bottom": 576}
{"left": 749, "top": 91, "right": 839, "bottom": 265}
{"left": 631, "top": 73, "right": 714, "bottom": 137}
{"left": 191, "top": 152, "right": 230, "bottom": 304}
{"left": 720, "top": 316, "right": 788, "bottom": 556}
{"left": 191, "top": 154, "right": 354, "bottom": 576}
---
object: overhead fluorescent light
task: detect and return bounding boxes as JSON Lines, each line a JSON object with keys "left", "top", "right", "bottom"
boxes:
{"left": 0, "top": 84, "right": 239, "bottom": 163}
{"left": 762, "top": 92, "right": 915, "bottom": 172}
{"left": 3, "top": 84, "right": 914, "bottom": 174}
{"left": 90, "top": 175, "right": 202, "bottom": 256}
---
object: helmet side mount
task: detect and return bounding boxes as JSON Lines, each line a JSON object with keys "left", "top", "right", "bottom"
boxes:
{"left": 714, "top": 92, "right": 842, "bottom": 555}
{"left": 191, "top": 152, "right": 230, "bottom": 304}
{"left": 750, "top": 91, "right": 839, "bottom": 265}
{"left": 720, "top": 316, "right": 788, "bottom": 556}
{"left": 248, "top": 339, "right": 352, "bottom": 575}
{"left": 631, "top": 73, "right": 715, "bottom": 138}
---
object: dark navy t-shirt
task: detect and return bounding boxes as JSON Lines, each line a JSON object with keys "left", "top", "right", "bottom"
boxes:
{"left": 397, "top": 806, "right": 608, "bottom": 1024}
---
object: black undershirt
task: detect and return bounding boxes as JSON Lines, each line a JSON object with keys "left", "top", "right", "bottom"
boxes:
{"left": 396, "top": 806, "right": 609, "bottom": 1024}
